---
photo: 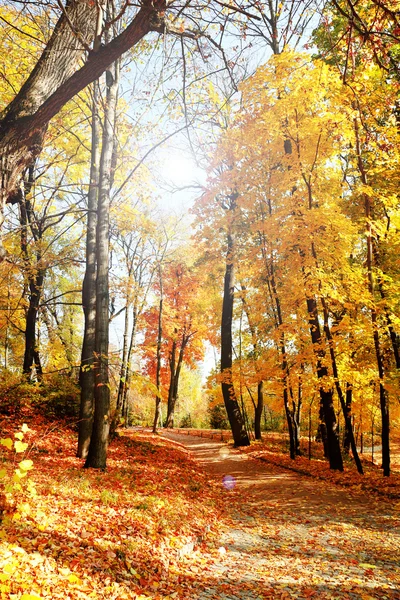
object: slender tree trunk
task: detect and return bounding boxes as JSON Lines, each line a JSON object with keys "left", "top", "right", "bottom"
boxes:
{"left": 116, "top": 304, "right": 130, "bottom": 414}
{"left": 153, "top": 270, "right": 163, "bottom": 433}
{"left": 221, "top": 205, "right": 250, "bottom": 447}
{"left": 240, "top": 286, "right": 263, "bottom": 440}
{"left": 33, "top": 348, "right": 43, "bottom": 379}
{"left": 295, "top": 370, "right": 303, "bottom": 454}
{"left": 321, "top": 297, "right": 363, "bottom": 474}
{"left": 165, "top": 334, "right": 188, "bottom": 428}
{"left": 254, "top": 381, "right": 264, "bottom": 441}
{"left": 78, "top": 79, "right": 99, "bottom": 459}
{"left": 354, "top": 117, "right": 390, "bottom": 476}
{"left": 23, "top": 270, "right": 45, "bottom": 378}
{"left": 372, "top": 242, "right": 400, "bottom": 369}
{"left": 283, "top": 386, "right": 296, "bottom": 460}
{"left": 165, "top": 340, "right": 177, "bottom": 428}
{"left": 343, "top": 382, "right": 353, "bottom": 453}
{"left": 19, "top": 194, "right": 45, "bottom": 380}
{"left": 300, "top": 170, "right": 343, "bottom": 470}
{"left": 257, "top": 210, "right": 299, "bottom": 456}
{"left": 85, "top": 58, "right": 119, "bottom": 469}
{"left": 308, "top": 228, "right": 363, "bottom": 473}
{"left": 121, "top": 305, "right": 137, "bottom": 423}
{"left": 269, "top": 265, "right": 298, "bottom": 456}
{"left": 305, "top": 295, "right": 343, "bottom": 471}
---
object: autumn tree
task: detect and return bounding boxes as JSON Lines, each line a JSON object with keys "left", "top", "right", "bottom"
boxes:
{"left": 200, "top": 51, "right": 394, "bottom": 470}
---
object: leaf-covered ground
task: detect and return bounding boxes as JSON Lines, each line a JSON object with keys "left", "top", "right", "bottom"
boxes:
{"left": 1, "top": 414, "right": 399, "bottom": 600}
{"left": 0, "top": 412, "right": 224, "bottom": 600}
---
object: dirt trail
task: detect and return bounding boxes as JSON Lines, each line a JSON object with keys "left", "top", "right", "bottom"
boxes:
{"left": 160, "top": 431, "right": 400, "bottom": 600}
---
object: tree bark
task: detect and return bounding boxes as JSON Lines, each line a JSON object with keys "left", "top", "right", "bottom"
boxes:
{"left": 153, "top": 268, "right": 163, "bottom": 433}
{"left": 240, "top": 286, "right": 264, "bottom": 441}
{"left": 254, "top": 381, "right": 264, "bottom": 441}
{"left": 343, "top": 382, "right": 353, "bottom": 453}
{"left": 321, "top": 297, "right": 363, "bottom": 474}
{"left": 19, "top": 189, "right": 45, "bottom": 380}
{"left": 121, "top": 304, "right": 138, "bottom": 423}
{"left": 77, "top": 79, "right": 100, "bottom": 459}
{"left": 116, "top": 304, "right": 130, "bottom": 414}
{"left": 165, "top": 339, "right": 177, "bottom": 427}
{"left": 354, "top": 116, "right": 390, "bottom": 476}
{"left": 257, "top": 202, "right": 299, "bottom": 456}
{"left": 305, "top": 295, "right": 343, "bottom": 471}
{"left": 85, "top": 58, "right": 119, "bottom": 469}
{"left": 165, "top": 333, "right": 189, "bottom": 428}
{"left": 221, "top": 203, "right": 250, "bottom": 447}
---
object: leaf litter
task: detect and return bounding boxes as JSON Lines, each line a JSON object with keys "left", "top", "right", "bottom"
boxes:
{"left": 0, "top": 414, "right": 399, "bottom": 599}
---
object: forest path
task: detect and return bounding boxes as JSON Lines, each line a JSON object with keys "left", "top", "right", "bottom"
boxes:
{"left": 159, "top": 431, "right": 400, "bottom": 600}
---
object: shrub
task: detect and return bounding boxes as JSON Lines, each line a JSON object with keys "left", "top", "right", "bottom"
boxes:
{"left": 37, "top": 374, "right": 80, "bottom": 419}
{"left": 208, "top": 404, "right": 229, "bottom": 429}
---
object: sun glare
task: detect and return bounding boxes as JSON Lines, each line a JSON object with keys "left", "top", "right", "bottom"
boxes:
{"left": 161, "top": 152, "right": 204, "bottom": 188}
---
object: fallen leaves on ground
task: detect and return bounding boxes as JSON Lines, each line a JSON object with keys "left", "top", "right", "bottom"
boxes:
{"left": 1, "top": 415, "right": 399, "bottom": 600}
{"left": 239, "top": 440, "right": 400, "bottom": 500}
{"left": 0, "top": 412, "right": 224, "bottom": 599}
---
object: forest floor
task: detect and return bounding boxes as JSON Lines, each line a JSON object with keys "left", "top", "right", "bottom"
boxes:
{"left": 0, "top": 411, "right": 399, "bottom": 600}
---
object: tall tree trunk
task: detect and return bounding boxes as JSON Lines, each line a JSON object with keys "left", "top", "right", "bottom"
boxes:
{"left": 254, "top": 381, "right": 264, "bottom": 441}
{"left": 78, "top": 79, "right": 100, "bottom": 459}
{"left": 308, "top": 225, "right": 363, "bottom": 473}
{"left": 165, "top": 334, "right": 189, "bottom": 428}
{"left": 121, "top": 305, "right": 138, "bottom": 423}
{"left": 283, "top": 385, "right": 296, "bottom": 460}
{"left": 300, "top": 162, "right": 344, "bottom": 470}
{"left": 354, "top": 116, "right": 390, "bottom": 476}
{"left": 153, "top": 268, "right": 163, "bottom": 433}
{"left": 85, "top": 58, "right": 119, "bottom": 469}
{"left": 165, "top": 340, "right": 177, "bottom": 428}
{"left": 23, "top": 270, "right": 45, "bottom": 379}
{"left": 257, "top": 203, "right": 299, "bottom": 456}
{"left": 321, "top": 297, "right": 363, "bottom": 474}
{"left": 269, "top": 260, "right": 298, "bottom": 456}
{"left": 240, "top": 286, "right": 263, "bottom": 440}
{"left": 305, "top": 295, "right": 343, "bottom": 471}
{"left": 116, "top": 305, "right": 130, "bottom": 414}
{"left": 19, "top": 190, "right": 45, "bottom": 381}
{"left": 221, "top": 202, "right": 250, "bottom": 447}
{"left": 343, "top": 382, "right": 353, "bottom": 453}
{"left": 372, "top": 242, "right": 400, "bottom": 369}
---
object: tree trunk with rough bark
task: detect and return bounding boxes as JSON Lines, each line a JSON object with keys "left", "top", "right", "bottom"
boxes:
{"left": 305, "top": 296, "right": 343, "bottom": 471}
{"left": 19, "top": 186, "right": 45, "bottom": 380}
{"left": 320, "top": 297, "right": 363, "bottom": 474}
{"left": 254, "top": 381, "right": 264, "bottom": 441}
{"left": 85, "top": 58, "right": 119, "bottom": 469}
{"left": 221, "top": 206, "right": 250, "bottom": 447}
{"left": 77, "top": 80, "right": 100, "bottom": 459}
{"left": 354, "top": 116, "right": 390, "bottom": 476}
{"left": 153, "top": 271, "right": 163, "bottom": 434}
